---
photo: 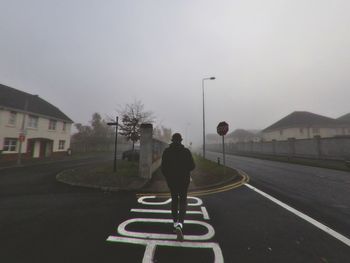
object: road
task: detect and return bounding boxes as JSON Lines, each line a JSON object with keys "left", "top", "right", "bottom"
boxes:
{"left": 1, "top": 153, "right": 350, "bottom": 262}
{"left": 206, "top": 151, "right": 350, "bottom": 237}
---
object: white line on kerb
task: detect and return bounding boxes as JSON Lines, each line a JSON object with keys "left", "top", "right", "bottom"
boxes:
{"left": 245, "top": 183, "right": 350, "bottom": 247}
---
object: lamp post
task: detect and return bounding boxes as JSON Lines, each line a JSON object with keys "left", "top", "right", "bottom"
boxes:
{"left": 185, "top": 122, "right": 190, "bottom": 146}
{"left": 202, "top": 76, "right": 215, "bottom": 159}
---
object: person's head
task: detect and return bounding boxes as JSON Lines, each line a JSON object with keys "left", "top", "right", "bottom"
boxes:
{"left": 171, "top": 133, "right": 183, "bottom": 144}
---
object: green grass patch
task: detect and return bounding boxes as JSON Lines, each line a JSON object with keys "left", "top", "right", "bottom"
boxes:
{"left": 57, "top": 160, "right": 139, "bottom": 188}
{"left": 190, "top": 154, "right": 239, "bottom": 188}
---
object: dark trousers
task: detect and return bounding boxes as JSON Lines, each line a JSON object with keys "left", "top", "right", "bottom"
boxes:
{"left": 168, "top": 179, "right": 190, "bottom": 225}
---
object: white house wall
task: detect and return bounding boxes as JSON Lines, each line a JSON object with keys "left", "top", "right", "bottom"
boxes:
{"left": 0, "top": 108, "right": 71, "bottom": 153}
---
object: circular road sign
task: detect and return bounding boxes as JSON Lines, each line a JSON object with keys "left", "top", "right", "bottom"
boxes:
{"left": 217, "top": 121, "right": 229, "bottom": 136}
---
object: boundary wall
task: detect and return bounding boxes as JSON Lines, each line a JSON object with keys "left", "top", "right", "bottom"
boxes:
{"left": 139, "top": 123, "right": 168, "bottom": 179}
{"left": 207, "top": 136, "right": 350, "bottom": 160}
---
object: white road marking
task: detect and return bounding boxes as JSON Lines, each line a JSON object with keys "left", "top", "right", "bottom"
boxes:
{"left": 107, "top": 196, "right": 223, "bottom": 262}
{"left": 245, "top": 183, "right": 350, "bottom": 247}
{"left": 138, "top": 196, "right": 203, "bottom": 206}
{"left": 117, "top": 218, "right": 215, "bottom": 241}
{"left": 106, "top": 236, "right": 224, "bottom": 263}
{"left": 131, "top": 206, "right": 210, "bottom": 220}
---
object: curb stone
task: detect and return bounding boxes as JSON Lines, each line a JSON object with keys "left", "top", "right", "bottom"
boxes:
{"left": 56, "top": 169, "right": 148, "bottom": 192}
{"left": 56, "top": 167, "right": 245, "bottom": 193}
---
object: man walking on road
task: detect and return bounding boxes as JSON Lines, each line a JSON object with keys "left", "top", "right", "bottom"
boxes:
{"left": 161, "top": 133, "right": 195, "bottom": 241}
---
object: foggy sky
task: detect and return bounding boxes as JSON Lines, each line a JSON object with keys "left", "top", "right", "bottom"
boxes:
{"left": 1, "top": 0, "right": 350, "bottom": 145}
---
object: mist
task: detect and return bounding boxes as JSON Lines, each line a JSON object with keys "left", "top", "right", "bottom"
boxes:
{"left": 1, "top": 0, "right": 349, "bottom": 146}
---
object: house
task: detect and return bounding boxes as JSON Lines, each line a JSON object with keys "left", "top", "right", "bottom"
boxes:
{"left": 0, "top": 84, "right": 73, "bottom": 161}
{"left": 262, "top": 111, "right": 350, "bottom": 141}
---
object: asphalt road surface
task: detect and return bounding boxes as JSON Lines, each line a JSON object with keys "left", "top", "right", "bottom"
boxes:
{"left": 1, "top": 154, "right": 350, "bottom": 262}
{"left": 206, "top": 151, "right": 350, "bottom": 238}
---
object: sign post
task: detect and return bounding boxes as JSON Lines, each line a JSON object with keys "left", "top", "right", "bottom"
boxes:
{"left": 107, "top": 116, "right": 119, "bottom": 173}
{"left": 217, "top": 121, "right": 229, "bottom": 174}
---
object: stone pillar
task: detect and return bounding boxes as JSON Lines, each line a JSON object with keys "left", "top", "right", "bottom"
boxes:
{"left": 139, "top": 123, "right": 153, "bottom": 179}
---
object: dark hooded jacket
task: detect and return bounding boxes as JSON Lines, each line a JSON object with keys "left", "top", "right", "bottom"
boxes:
{"left": 161, "top": 143, "right": 195, "bottom": 186}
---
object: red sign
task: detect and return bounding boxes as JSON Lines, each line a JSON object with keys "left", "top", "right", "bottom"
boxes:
{"left": 217, "top": 121, "right": 229, "bottom": 136}
{"left": 19, "top": 134, "right": 25, "bottom": 142}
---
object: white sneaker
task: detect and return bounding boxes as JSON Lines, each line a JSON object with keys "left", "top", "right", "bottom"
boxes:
{"left": 175, "top": 223, "right": 184, "bottom": 241}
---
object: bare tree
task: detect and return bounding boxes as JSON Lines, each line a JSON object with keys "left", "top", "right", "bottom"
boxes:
{"left": 118, "top": 100, "right": 155, "bottom": 150}
{"left": 154, "top": 125, "right": 172, "bottom": 142}
{"left": 72, "top": 112, "right": 116, "bottom": 152}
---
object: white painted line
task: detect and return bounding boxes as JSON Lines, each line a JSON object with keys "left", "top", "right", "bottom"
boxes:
{"left": 106, "top": 236, "right": 224, "bottom": 263}
{"left": 138, "top": 196, "right": 203, "bottom": 206}
{"left": 117, "top": 218, "right": 215, "bottom": 241}
{"left": 131, "top": 206, "right": 210, "bottom": 220}
{"left": 143, "top": 243, "right": 156, "bottom": 263}
{"left": 245, "top": 183, "right": 350, "bottom": 247}
{"left": 201, "top": 206, "right": 210, "bottom": 220}
{"left": 138, "top": 196, "right": 171, "bottom": 205}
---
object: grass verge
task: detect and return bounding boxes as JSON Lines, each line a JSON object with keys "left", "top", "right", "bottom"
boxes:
{"left": 57, "top": 160, "right": 141, "bottom": 189}
{"left": 190, "top": 154, "right": 239, "bottom": 188}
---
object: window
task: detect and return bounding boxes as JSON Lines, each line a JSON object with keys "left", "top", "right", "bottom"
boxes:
{"left": 49, "top": 119, "right": 57, "bottom": 130}
{"left": 279, "top": 130, "right": 283, "bottom": 136}
{"left": 3, "top": 138, "right": 18, "bottom": 152}
{"left": 58, "top": 140, "right": 65, "bottom": 150}
{"left": 62, "top": 122, "right": 66, "bottom": 131}
{"left": 8, "top": 111, "right": 17, "bottom": 125}
{"left": 28, "top": 115, "right": 39, "bottom": 128}
{"left": 299, "top": 128, "right": 304, "bottom": 134}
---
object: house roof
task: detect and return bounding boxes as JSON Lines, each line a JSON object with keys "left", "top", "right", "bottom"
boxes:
{"left": 337, "top": 113, "right": 350, "bottom": 123}
{"left": 263, "top": 111, "right": 341, "bottom": 132}
{"left": 0, "top": 84, "right": 73, "bottom": 123}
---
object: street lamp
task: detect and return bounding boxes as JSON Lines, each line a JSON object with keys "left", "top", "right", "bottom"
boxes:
{"left": 202, "top": 76, "right": 216, "bottom": 159}
{"left": 185, "top": 122, "right": 190, "bottom": 146}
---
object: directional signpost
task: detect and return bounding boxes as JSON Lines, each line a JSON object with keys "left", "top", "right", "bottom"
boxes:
{"left": 217, "top": 121, "right": 229, "bottom": 173}
{"left": 107, "top": 116, "right": 119, "bottom": 173}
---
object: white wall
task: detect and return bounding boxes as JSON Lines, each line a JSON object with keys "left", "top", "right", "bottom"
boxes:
{"left": 0, "top": 108, "right": 72, "bottom": 153}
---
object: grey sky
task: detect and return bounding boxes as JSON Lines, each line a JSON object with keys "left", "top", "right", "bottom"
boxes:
{"left": 1, "top": 0, "right": 350, "bottom": 145}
